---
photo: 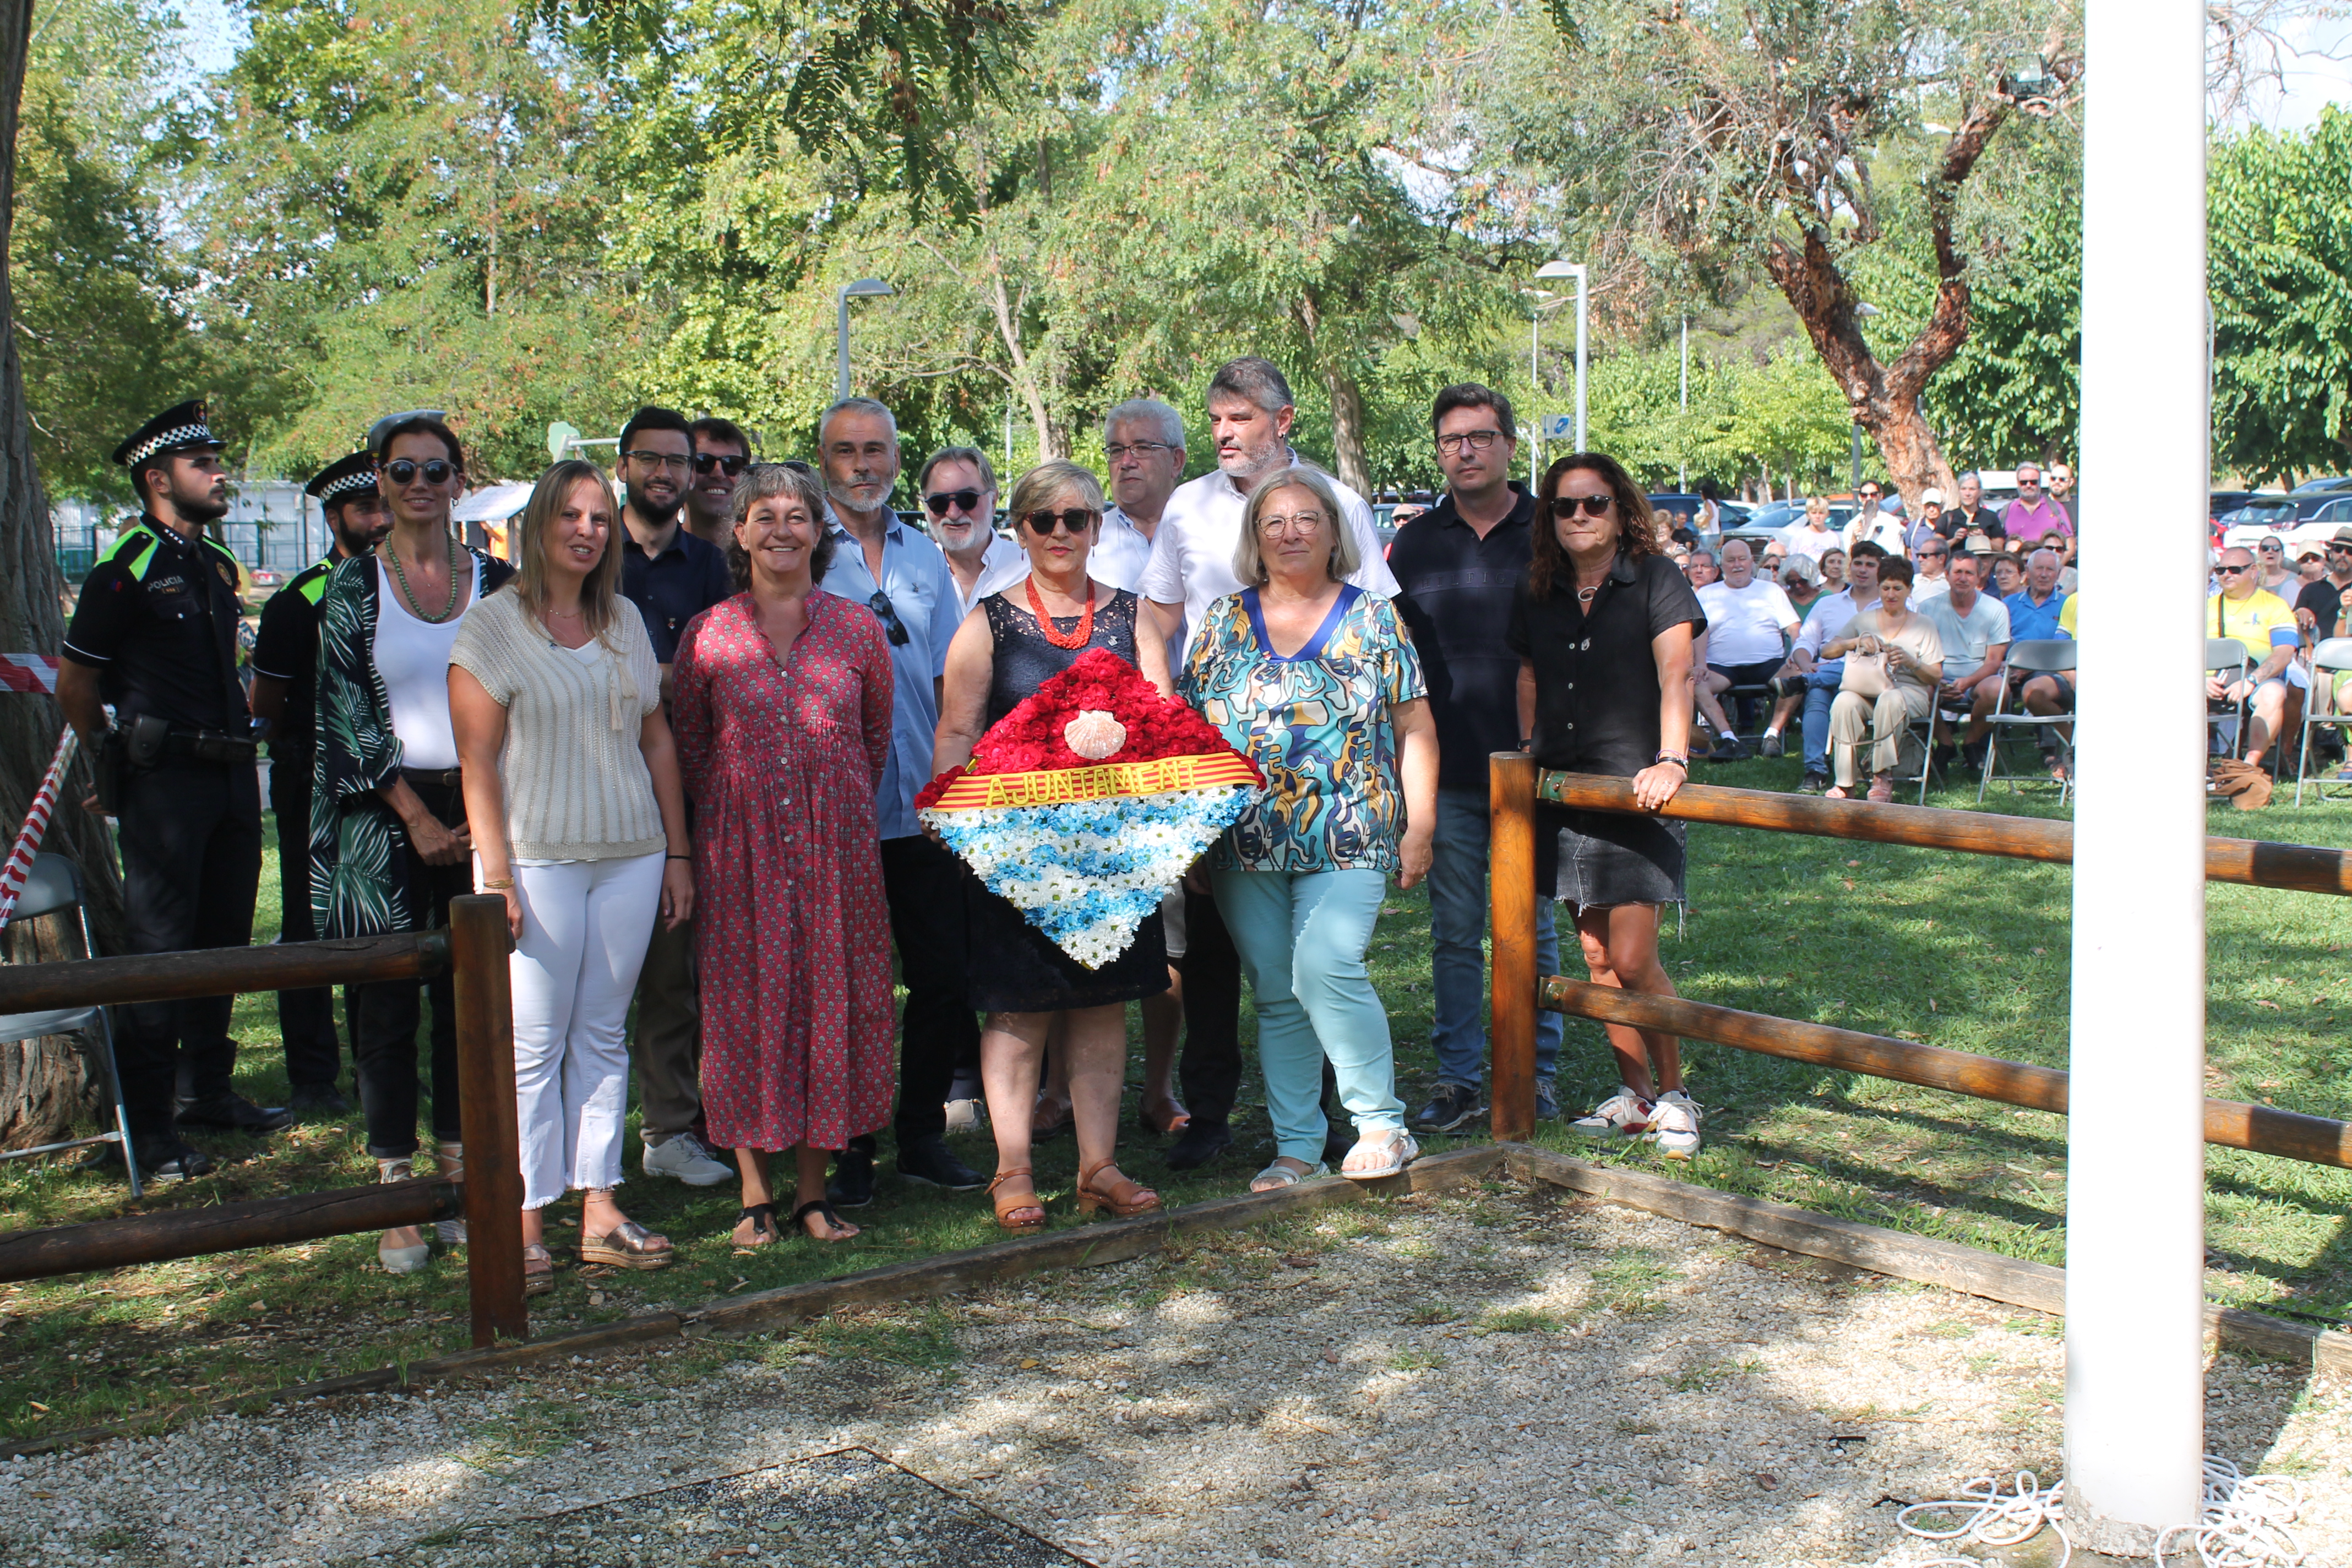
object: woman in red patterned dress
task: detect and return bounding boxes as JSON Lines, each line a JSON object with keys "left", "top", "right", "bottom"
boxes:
{"left": 672, "top": 464, "right": 895, "bottom": 1244}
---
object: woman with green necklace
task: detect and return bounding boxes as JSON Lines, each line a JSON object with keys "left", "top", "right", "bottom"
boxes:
{"left": 312, "top": 412, "right": 516, "bottom": 1275}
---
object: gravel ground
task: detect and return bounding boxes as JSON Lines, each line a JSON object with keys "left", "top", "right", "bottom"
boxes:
{"left": 0, "top": 1182, "right": 2343, "bottom": 1567}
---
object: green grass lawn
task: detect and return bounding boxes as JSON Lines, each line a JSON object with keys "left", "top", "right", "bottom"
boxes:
{"left": 0, "top": 752, "right": 2346, "bottom": 1442}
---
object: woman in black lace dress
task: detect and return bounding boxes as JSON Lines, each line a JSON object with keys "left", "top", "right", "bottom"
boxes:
{"left": 934, "top": 460, "right": 1173, "bottom": 1231}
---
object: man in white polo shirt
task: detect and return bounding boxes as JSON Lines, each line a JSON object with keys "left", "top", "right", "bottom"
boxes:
{"left": 1694, "top": 536, "right": 1798, "bottom": 760}
{"left": 1092, "top": 398, "right": 1186, "bottom": 595}
{"left": 1138, "top": 356, "right": 1395, "bottom": 1174}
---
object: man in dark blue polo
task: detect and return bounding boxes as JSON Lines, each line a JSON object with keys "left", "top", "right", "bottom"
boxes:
{"left": 614, "top": 405, "right": 736, "bottom": 1187}
{"left": 1386, "top": 384, "right": 1565, "bottom": 1132}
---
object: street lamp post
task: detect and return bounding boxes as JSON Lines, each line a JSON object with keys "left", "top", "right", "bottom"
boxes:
{"left": 1536, "top": 260, "right": 1588, "bottom": 453}
{"left": 835, "top": 277, "right": 895, "bottom": 402}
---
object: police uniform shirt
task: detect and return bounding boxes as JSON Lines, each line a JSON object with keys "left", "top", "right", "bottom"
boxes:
{"left": 62, "top": 516, "right": 246, "bottom": 732}
{"left": 249, "top": 555, "right": 340, "bottom": 750}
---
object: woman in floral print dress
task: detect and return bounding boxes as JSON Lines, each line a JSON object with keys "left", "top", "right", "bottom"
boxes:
{"left": 671, "top": 464, "right": 895, "bottom": 1245}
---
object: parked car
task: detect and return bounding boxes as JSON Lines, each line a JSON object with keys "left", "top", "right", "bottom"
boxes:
{"left": 1742, "top": 499, "right": 1856, "bottom": 536}
{"left": 1643, "top": 493, "right": 1752, "bottom": 531}
{"left": 2291, "top": 476, "right": 2352, "bottom": 493}
{"left": 2223, "top": 493, "right": 2352, "bottom": 556}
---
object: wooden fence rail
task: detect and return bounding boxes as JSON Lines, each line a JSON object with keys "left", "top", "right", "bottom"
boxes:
{"left": 1539, "top": 976, "right": 2352, "bottom": 1170}
{"left": 1532, "top": 769, "right": 2352, "bottom": 898}
{"left": 0, "top": 898, "right": 525, "bottom": 1346}
{"left": 1489, "top": 754, "right": 2351, "bottom": 1152}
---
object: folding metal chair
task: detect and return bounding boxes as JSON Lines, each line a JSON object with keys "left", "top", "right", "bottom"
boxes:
{"left": 1978, "top": 639, "right": 2078, "bottom": 807}
{"left": 2294, "top": 637, "right": 2352, "bottom": 806}
{"left": 2207, "top": 636, "right": 2252, "bottom": 761}
{"left": 0, "top": 852, "right": 141, "bottom": 1196}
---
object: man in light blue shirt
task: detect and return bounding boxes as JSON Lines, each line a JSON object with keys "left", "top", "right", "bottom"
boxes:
{"left": 814, "top": 396, "right": 983, "bottom": 1204}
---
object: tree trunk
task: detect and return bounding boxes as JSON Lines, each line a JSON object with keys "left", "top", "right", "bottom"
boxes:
{"left": 1322, "top": 360, "right": 1372, "bottom": 501}
{"left": 0, "top": 0, "right": 121, "bottom": 1141}
{"left": 0, "top": 910, "right": 104, "bottom": 1148}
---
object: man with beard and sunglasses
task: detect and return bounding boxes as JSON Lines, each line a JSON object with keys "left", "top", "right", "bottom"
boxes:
{"left": 1138, "top": 356, "right": 1397, "bottom": 1172}
{"left": 683, "top": 416, "right": 754, "bottom": 550}
{"left": 920, "top": 446, "right": 1026, "bottom": 616}
{"left": 57, "top": 400, "right": 286, "bottom": 1182}
{"left": 815, "top": 398, "right": 987, "bottom": 1204}
{"left": 247, "top": 449, "right": 395, "bottom": 1116}
{"left": 612, "top": 406, "right": 737, "bottom": 1188}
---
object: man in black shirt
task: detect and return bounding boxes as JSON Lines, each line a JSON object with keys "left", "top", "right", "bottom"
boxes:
{"left": 614, "top": 406, "right": 737, "bottom": 1188}
{"left": 684, "top": 416, "right": 753, "bottom": 551}
{"left": 248, "top": 450, "right": 390, "bottom": 1114}
{"left": 1387, "top": 384, "right": 1565, "bottom": 1132}
{"left": 2297, "top": 529, "right": 2352, "bottom": 641}
{"left": 55, "top": 401, "right": 287, "bottom": 1181}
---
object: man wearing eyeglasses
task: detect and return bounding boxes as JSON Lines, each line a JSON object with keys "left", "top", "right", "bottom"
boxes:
{"left": 1138, "top": 356, "right": 1396, "bottom": 1172}
{"left": 2209, "top": 546, "right": 2301, "bottom": 776}
{"left": 2002, "top": 463, "right": 2074, "bottom": 556}
{"left": 1387, "top": 384, "right": 1564, "bottom": 1132}
{"left": 2296, "top": 528, "right": 2352, "bottom": 642}
{"left": 1842, "top": 481, "right": 1906, "bottom": 557}
{"left": 683, "top": 416, "right": 754, "bottom": 549}
{"left": 1094, "top": 399, "right": 1186, "bottom": 594}
{"left": 609, "top": 407, "right": 738, "bottom": 1188}
{"left": 814, "top": 397, "right": 985, "bottom": 1202}
{"left": 921, "top": 446, "right": 1025, "bottom": 616}
{"left": 1910, "top": 535, "right": 1953, "bottom": 603}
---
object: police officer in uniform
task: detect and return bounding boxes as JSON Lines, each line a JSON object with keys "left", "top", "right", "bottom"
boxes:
{"left": 55, "top": 401, "right": 291, "bottom": 1182}
{"left": 248, "top": 450, "right": 390, "bottom": 1115}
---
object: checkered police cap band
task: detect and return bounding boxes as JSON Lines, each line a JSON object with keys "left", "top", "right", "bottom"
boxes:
{"left": 117, "top": 418, "right": 220, "bottom": 468}
{"left": 318, "top": 468, "right": 377, "bottom": 500}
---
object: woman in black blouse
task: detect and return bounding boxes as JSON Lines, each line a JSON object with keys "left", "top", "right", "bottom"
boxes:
{"left": 1506, "top": 453, "right": 1711, "bottom": 1158}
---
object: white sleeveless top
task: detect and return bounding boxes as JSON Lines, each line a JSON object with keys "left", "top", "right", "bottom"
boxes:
{"left": 373, "top": 553, "right": 482, "bottom": 771}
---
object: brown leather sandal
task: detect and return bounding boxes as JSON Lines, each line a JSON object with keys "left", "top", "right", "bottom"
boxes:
{"left": 580, "top": 1219, "right": 674, "bottom": 1270}
{"left": 1075, "top": 1159, "right": 1161, "bottom": 1219}
{"left": 988, "top": 1167, "right": 1047, "bottom": 1232}
{"left": 522, "top": 1242, "right": 556, "bottom": 1297}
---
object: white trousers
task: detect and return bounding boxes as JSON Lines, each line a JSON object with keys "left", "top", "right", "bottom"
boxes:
{"left": 510, "top": 852, "right": 665, "bottom": 1208}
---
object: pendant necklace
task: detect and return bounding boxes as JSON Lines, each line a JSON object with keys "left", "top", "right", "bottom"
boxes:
{"left": 385, "top": 531, "right": 462, "bottom": 623}
{"left": 1029, "top": 577, "right": 1097, "bottom": 650}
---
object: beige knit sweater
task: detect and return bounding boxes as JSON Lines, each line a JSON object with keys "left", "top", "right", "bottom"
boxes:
{"left": 449, "top": 589, "right": 666, "bottom": 862}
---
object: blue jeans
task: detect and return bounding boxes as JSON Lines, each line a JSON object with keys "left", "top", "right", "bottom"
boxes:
{"left": 1212, "top": 866, "right": 1407, "bottom": 1165}
{"left": 1429, "top": 788, "right": 1562, "bottom": 1089}
{"left": 1799, "top": 661, "right": 1846, "bottom": 772}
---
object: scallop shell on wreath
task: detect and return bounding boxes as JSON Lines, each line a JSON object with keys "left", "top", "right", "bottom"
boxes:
{"left": 1063, "top": 709, "right": 1128, "bottom": 760}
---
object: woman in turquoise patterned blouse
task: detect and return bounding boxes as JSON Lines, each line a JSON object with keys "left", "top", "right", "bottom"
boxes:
{"left": 1179, "top": 466, "right": 1438, "bottom": 1193}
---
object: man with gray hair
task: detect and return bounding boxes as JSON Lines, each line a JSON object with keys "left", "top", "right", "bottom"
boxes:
{"left": 813, "top": 396, "right": 986, "bottom": 1203}
{"left": 917, "top": 444, "right": 1025, "bottom": 615}
{"left": 1137, "top": 356, "right": 1396, "bottom": 1172}
{"left": 1093, "top": 398, "right": 1186, "bottom": 593}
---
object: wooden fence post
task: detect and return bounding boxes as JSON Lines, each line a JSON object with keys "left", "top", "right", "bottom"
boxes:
{"left": 1489, "top": 752, "right": 1539, "bottom": 1142}
{"left": 451, "top": 895, "right": 527, "bottom": 1347}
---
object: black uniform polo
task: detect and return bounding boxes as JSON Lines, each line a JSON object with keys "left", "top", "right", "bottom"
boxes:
{"left": 62, "top": 516, "right": 246, "bottom": 732}
{"left": 250, "top": 554, "right": 341, "bottom": 753}
{"left": 1507, "top": 551, "right": 1707, "bottom": 778}
{"left": 1386, "top": 483, "right": 1539, "bottom": 790}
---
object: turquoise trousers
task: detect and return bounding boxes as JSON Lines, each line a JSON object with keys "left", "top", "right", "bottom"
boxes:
{"left": 1211, "top": 866, "right": 1407, "bottom": 1164}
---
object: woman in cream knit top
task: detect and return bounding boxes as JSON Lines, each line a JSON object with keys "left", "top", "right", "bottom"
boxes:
{"left": 450, "top": 460, "right": 695, "bottom": 1291}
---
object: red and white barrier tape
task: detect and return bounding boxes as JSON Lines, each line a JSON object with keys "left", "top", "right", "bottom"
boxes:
{"left": 0, "top": 727, "right": 79, "bottom": 934}
{"left": 0, "top": 655, "right": 59, "bottom": 694}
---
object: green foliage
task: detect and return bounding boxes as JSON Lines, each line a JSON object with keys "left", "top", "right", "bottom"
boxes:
{"left": 2211, "top": 106, "right": 2352, "bottom": 484}
{"left": 12, "top": 0, "right": 206, "bottom": 499}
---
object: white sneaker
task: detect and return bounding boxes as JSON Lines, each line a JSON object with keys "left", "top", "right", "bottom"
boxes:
{"left": 642, "top": 1131, "right": 733, "bottom": 1186}
{"left": 1649, "top": 1090, "right": 1703, "bottom": 1159}
{"left": 944, "top": 1098, "right": 986, "bottom": 1135}
{"left": 1569, "top": 1087, "right": 1654, "bottom": 1140}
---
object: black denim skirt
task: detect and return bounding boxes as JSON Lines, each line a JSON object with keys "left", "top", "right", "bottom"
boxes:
{"left": 1534, "top": 804, "right": 1687, "bottom": 911}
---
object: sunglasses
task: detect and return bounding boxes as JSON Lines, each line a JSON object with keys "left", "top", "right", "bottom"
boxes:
{"left": 1549, "top": 494, "right": 1614, "bottom": 519}
{"left": 694, "top": 453, "right": 749, "bottom": 477}
{"left": 2217, "top": 563, "right": 2251, "bottom": 576}
{"left": 926, "top": 489, "right": 987, "bottom": 515}
{"left": 867, "top": 590, "right": 910, "bottom": 646}
{"left": 381, "top": 458, "right": 456, "bottom": 486}
{"left": 1023, "top": 508, "right": 1096, "bottom": 535}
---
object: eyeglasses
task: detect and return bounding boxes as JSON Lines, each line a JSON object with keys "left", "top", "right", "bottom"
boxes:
{"left": 1549, "top": 494, "right": 1614, "bottom": 519}
{"left": 693, "top": 453, "right": 749, "bottom": 477}
{"left": 622, "top": 450, "right": 693, "bottom": 472}
{"left": 1104, "top": 441, "right": 1175, "bottom": 462}
{"left": 381, "top": 459, "right": 456, "bottom": 486}
{"left": 1022, "top": 508, "right": 1096, "bottom": 535}
{"left": 1858, "top": 489, "right": 1882, "bottom": 499}
{"left": 1436, "top": 429, "right": 1503, "bottom": 455}
{"left": 2018, "top": 478, "right": 2042, "bottom": 488}
{"left": 1257, "top": 510, "right": 1328, "bottom": 537}
{"left": 867, "top": 590, "right": 910, "bottom": 646}
{"left": 2259, "top": 543, "right": 2284, "bottom": 553}
{"left": 2217, "top": 563, "right": 2251, "bottom": 576}
{"left": 1919, "top": 548, "right": 1948, "bottom": 559}
{"left": 927, "top": 489, "right": 987, "bottom": 515}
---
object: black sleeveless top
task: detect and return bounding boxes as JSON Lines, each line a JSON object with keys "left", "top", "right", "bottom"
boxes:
{"left": 982, "top": 585, "right": 1142, "bottom": 724}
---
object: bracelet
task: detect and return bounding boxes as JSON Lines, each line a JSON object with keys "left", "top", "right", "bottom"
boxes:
{"left": 666, "top": 853, "right": 692, "bottom": 862}
{"left": 1653, "top": 753, "right": 1689, "bottom": 769}
{"left": 481, "top": 878, "right": 513, "bottom": 890}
